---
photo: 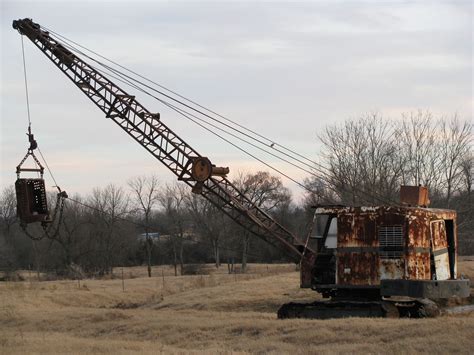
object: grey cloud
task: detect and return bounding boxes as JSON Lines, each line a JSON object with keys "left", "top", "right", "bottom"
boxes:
{"left": 1, "top": 1, "right": 471, "bottom": 197}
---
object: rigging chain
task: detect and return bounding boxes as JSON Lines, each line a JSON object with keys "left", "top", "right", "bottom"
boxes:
{"left": 19, "top": 190, "right": 68, "bottom": 241}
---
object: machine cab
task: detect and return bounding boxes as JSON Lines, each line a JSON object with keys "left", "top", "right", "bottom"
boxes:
{"left": 308, "top": 189, "right": 468, "bottom": 300}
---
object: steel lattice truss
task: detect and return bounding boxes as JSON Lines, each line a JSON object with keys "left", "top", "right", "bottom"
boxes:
{"left": 13, "top": 18, "right": 309, "bottom": 261}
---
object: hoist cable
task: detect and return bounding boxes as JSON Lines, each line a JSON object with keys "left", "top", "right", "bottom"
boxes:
{"left": 79, "top": 56, "right": 318, "bottom": 178}
{"left": 64, "top": 42, "right": 395, "bottom": 205}
{"left": 103, "top": 62, "right": 312, "bottom": 192}
{"left": 17, "top": 34, "right": 68, "bottom": 242}
{"left": 42, "top": 25, "right": 318, "bottom": 167}
{"left": 88, "top": 61, "right": 392, "bottom": 204}
{"left": 36, "top": 27, "right": 395, "bottom": 205}
{"left": 42, "top": 26, "right": 320, "bottom": 168}
{"left": 84, "top": 61, "right": 314, "bottom": 193}
{"left": 20, "top": 36, "right": 32, "bottom": 127}
{"left": 165, "top": 102, "right": 318, "bottom": 177}
{"left": 87, "top": 52, "right": 320, "bottom": 175}
{"left": 95, "top": 64, "right": 391, "bottom": 205}
{"left": 37, "top": 146, "right": 59, "bottom": 188}
{"left": 20, "top": 34, "right": 61, "bottom": 189}
{"left": 15, "top": 28, "right": 325, "bottom": 251}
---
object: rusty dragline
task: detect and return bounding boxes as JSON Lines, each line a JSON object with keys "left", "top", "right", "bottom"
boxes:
{"left": 12, "top": 18, "right": 470, "bottom": 318}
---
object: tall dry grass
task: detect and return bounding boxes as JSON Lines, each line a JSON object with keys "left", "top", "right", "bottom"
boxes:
{"left": 0, "top": 262, "right": 473, "bottom": 354}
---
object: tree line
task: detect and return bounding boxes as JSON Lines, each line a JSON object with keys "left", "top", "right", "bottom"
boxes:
{"left": 305, "top": 111, "right": 472, "bottom": 252}
{"left": 0, "top": 171, "right": 298, "bottom": 277}
{"left": 0, "top": 112, "right": 472, "bottom": 277}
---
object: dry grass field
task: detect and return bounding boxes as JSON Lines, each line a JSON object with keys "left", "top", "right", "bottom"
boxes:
{"left": 1, "top": 261, "right": 473, "bottom": 354}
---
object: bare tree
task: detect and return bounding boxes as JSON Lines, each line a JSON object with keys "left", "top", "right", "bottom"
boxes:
{"left": 0, "top": 186, "right": 21, "bottom": 271}
{"left": 0, "top": 186, "right": 17, "bottom": 237}
{"left": 460, "top": 152, "right": 473, "bottom": 198}
{"left": 128, "top": 175, "right": 160, "bottom": 277}
{"left": 0, "top": 237, "right": 16, "bottom": 270}
{"left": 187, "top": 193, "right": 228, "bottom": 268}
{"left": 233, "top": 171, "right": 291, "bottom": 272}
{"left": 457, "top": 152, "right": 474, "bottom": 254}
{"left": 397, "top": 111, "right": 440, "bottom": 189}
{"left": 318, "top": 113, "right": 399, "bottom": 204}
{"left": 88, "top": 184, "right": 131, "bottom": 275}
{"left": 48, "top": 194, "right": 90, "bottom": 270}
{"left": 314, "top": 111, "right": 473, "bottom": 253}
{"left": 439, "top": 116, "right": 472, "bottom": 207}
{"left": 158, "top": 182, "right": 189, "bottom": 276}
{"left": 317, "top": 111, "right": 472, "bottom": 206}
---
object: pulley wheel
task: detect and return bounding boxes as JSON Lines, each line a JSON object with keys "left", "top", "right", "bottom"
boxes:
{"left": 191, "top": 157, "right": 212, "bottom": 182}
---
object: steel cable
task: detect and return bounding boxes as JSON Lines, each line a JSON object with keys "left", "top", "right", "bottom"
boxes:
{"left": 41, "top": 25, "right": 319, "bottom": 167}
{"left": 36, "top": 26, "right": 395, "bottom": 205}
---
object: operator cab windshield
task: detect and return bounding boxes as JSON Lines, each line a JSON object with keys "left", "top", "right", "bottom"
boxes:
{"left": 313, "top": 214, "right": 337, "bottom": 249}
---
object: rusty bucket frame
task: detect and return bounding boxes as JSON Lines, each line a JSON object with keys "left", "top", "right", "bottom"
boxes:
{"left": 15, "top": 146, "right": 51, "bottom": 224}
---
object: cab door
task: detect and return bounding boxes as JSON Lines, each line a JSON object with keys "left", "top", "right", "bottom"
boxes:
{"left": 430, "top": 220, "right": 450, "bottom": 280}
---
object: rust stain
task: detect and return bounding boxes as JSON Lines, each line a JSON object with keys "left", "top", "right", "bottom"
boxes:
{"left": 431, "top": 220, "right": 448, "bottom": 250}
{"left": 337, "top": 208, "right": 378, "bottom": 247}
{"left": 406, "top": 252, "right": 430, "bottom": 280}
{"left": 337, "top": 252, "right": 379, "bottom": 285}
{"left": 380, "top": 258, "right": 405, "bottom": 280}
{"left": 316, "top": 205, "right": 457, "bottom": 287}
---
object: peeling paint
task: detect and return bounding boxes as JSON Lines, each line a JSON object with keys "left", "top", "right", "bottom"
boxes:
{"left": 314, "top": 206, "right": 457, "bottom": 288}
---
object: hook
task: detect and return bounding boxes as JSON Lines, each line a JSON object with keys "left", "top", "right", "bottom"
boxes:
{"left": 27, "top": 125, "right": 37, "bottom": 151}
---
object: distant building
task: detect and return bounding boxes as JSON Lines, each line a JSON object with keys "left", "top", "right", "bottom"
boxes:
{"left": 137, "top": 232, "right": 160, "bottom": 243}
{"left": 137, "top": 230, "right": 198, "bottom": 244}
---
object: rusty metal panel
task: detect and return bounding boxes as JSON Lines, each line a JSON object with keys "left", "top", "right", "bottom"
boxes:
{"left": 15, "top": 178, "right": 49, "bottom": 224}
{"left": 337, "top": 207, "right": 403, "bottom": 286}
{"left": 380, "top": 258, "right": 405, "bottom": 280}
{"left": 300, "top": 253, "right": 317, "bottom": 288}
{"left": 336, "top": 209, "right": 378, "bottom": 286}
{"left": 406, "top": 209, "right": 430, "bottom": 249}
{"left": 337, "top": 252, "right": 379, "bottom": 285}
{"left": 326, "top": 205, "right": 457, "bottom": 288}
{"left": 431, "top": 220, "right": 448, "bottom": 250}
{"left": 400, "top": 185, "right": 430, "bottom": 206}
{"left": 406, "top": 251, "right": 431, "bottom": 280}
{"left": 405, "top": 208, "right": 431, "bottom": 281}
{"left": 337, "top": 208, "right": 378, "bottom": 247}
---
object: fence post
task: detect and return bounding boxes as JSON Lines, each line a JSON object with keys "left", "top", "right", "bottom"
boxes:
{"left": 162, "top": 268, "right": 165, "bottom": 290}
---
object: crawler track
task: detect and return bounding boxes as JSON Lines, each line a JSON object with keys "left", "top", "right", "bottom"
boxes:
{"left": 277, "top": 299, "right": 441, "bottom": 319}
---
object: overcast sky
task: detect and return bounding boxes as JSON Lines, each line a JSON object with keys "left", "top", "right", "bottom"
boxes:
{"left": 1, "top": 0, "right": 472, "bottom": 201}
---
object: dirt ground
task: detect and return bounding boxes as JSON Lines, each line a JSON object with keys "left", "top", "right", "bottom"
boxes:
{"left": 1, "top": 261, "right": 473, "bottom": 354}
